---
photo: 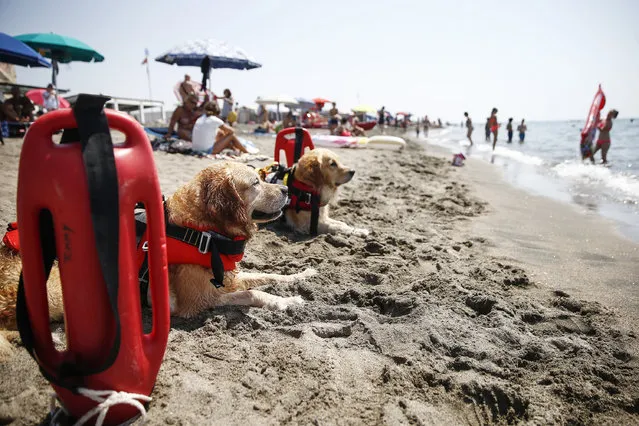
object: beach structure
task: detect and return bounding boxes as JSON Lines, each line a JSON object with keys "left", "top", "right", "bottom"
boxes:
{"left": 64, "top": 94, "right": 165, "bottom": 125}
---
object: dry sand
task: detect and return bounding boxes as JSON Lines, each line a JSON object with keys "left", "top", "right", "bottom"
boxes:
{"left": 0, "top": 127, "right": 638, "bottom": 425}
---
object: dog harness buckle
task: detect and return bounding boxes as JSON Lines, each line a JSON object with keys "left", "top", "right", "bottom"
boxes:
{"left": 198, "top": 231, "right": 212, "bottom": 254}
{"left": 142, "top": 241, "right": 149, "bottom": 252}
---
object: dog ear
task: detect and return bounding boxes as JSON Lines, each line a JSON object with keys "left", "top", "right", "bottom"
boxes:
{"left": 200, "top": 167, "right": 249, "bottom": 229}
{"left": 298, "top": 151, "right": 324, "bottom": 189}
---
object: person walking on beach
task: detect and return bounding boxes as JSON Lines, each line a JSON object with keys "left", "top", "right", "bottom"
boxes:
{"left": 489, "top": 108, "right": 499, "bottom": 150}
{"left": 485, "top": 118, "right": 490, "bottom": 142}
{"left": 517, "top": 119, "right": 527, "bottom": 143}
{"left": 329, "top": 102, "right": 339, "bottom": 135}
{"left": 464, "top": 112, "right": 473, "bottom": 145}
{"left": 506, "top": 118, "right": 514, "bottom": 143}
{"left": 591, "top": 109, "right": 618, "bottom": 165}
{"left": 378, "top": 106, "right": 385, "bottom": 134}
{"left": 423, "top": 115, "right": 430, "bottom": 137}
{"left": 415, "top": 118, "right": 420, "bottom": 138}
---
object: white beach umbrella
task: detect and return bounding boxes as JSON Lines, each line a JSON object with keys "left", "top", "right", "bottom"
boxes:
{"left": 256, "top": 95, "right": 298, "bottom": 120}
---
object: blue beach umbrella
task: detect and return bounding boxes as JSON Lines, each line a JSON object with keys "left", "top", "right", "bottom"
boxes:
{"left": 0, "top": 32, "right": 51, "bottom": 68}
{"left": 155, "top": 39, "right": 261, "bottom": 91}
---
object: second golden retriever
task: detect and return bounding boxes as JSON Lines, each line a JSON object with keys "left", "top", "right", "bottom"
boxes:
{"left": 281, "top": 148, "right": 369, "bottom": 237}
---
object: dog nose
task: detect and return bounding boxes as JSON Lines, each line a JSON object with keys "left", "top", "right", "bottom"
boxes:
{"left": 348, "top": 170, "right": 355, "bottom": 178}
{"left": 279, "top": 185, "right": 288, "bottom": 195}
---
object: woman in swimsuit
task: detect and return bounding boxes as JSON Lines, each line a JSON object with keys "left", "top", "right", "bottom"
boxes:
{"left": 165, "top": 94, "right": 201, "bottom": 141}
{"left": 489, "top": 108, "right": 499, "bottom": 150}
{"left": 591, "top": 109, "right": 618, "bottom": 164}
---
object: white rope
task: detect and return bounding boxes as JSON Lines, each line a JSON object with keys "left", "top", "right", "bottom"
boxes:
{"left": 70, "top": 388, "right": 152, "bottom": 426}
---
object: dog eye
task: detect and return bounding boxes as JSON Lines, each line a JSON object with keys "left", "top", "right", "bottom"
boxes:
{"left": 252, "top": 178, "right": 260, "bottom": 186}
{"left": 330, "top": 160, "right": 337, "bottom": 167}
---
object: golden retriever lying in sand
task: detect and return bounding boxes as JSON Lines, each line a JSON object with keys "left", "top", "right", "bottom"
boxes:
{"left": 264, "top": 148, "right": 369, "bottom": 237}
{"left": 0, "top": 162, "right": 316, "bottom": 356}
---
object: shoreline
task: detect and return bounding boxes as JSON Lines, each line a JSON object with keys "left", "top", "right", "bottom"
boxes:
{"left": 0, "top": 130, "right": 638, "bottom": 424}
{"left": 421, "top": 141, "right": 639, "bottom": 348}
{"left": 422, "top": 127, "right": 639, "bottom": 244}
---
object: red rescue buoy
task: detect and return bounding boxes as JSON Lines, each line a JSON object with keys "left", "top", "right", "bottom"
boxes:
{"left": 16, "top": 95, "right": 170, "bottom": 425}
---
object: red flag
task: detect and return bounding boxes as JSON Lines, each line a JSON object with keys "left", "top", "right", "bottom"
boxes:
{"left": 141, "top": 57, "right": 148, "bottom": 65}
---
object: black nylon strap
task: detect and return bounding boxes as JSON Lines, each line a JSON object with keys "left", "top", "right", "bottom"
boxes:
{"left": 310, "top": 194, "right": 320, "bottom": 236}
{"left": 164, "top": 223, "right": 246, "bottom": 255}
{"left": 294, "top": 127, "right": 304, "bottom": 163}
{"left": 208, "top": 244, "right": 225, "bottom": 288}
{"left": 16, "top": 94, "right": 121, "bottom": 391}
{"left": 135, "top": 207, "right": 244, "bottom": 290}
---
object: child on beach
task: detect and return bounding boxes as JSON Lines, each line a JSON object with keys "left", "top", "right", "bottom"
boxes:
{"left": 591, "top": 109, "right": 618, "bottom": 165}
{"left": 329, "top": 103, "right": 340, "bottom": 135}
{"left": 489, "top": 108, "right": 499, "bottom": 150}
{"left": 507, "top": 118, "right": 514, "bottom": 143}
{"left": 219, "top": 88, "right": 234, "bottom": 123}
{"left": 517, "top": 119, "right": 527, "bottom": 142}
{"left": 464, "top": 112, "right": 473, "bottom": 145}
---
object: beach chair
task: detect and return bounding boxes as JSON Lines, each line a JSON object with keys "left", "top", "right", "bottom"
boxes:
{"left": 274, "top": 127, "right": 314, "bottom": 167}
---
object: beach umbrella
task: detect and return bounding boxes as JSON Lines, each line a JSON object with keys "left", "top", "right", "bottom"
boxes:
{"left": 256, "top": 95, "right": 298, "bottom": 121}
{"left": 351, "top": 104, "right": 377, "bottom": 114}
{"left": 155, "top": 39, "right": 261, "bottom": 91}
{"left": 291, "top": 97, "right": 316, "bottom": 110}
{"left": 25, "top": 89, "right": 71, "bottom": 109}
{"left": 15, "top": 32, "right": 104, "bottom": 86}
{"left": 0, "top": 32, "right": 51, "bottom": 68}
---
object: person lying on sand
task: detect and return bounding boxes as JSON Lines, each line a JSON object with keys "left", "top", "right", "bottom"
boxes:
{"left": 192, "top": 102, "right": 249, "bottom": 155}
{"left": 165, "top": 94, "right": 201, "bottom": 141}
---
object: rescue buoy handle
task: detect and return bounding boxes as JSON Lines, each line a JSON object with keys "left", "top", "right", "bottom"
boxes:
{"left": 27, "top": 105, "right": 148, "bottom": 150}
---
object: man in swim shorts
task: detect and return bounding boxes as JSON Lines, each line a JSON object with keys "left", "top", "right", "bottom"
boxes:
{"left": 591, "top": 109, "right": 618, "bottom": 165}
{"left": 464, "top": 112, "right": 473, "bottom": 145}
{"left": 517, "top": 119, "right": 527, "bottom": 142}
{"left": 329, "top": 102, "right": 339, "bottom": 135}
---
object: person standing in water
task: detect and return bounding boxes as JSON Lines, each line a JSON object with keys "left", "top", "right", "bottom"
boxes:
{"left": 517, "top": 119, "right": 527, "bottom": 142}
{"left": 591, "top": 109, "right": 619, "bottom": 164}
{"left": 506, "top": 118, "right": 514, "bottom": 143}
{"left": 484, "top": 118, "right": 490, "bottom": 142}
{"left": 464, "top": 112, "right": 474, "bottom": 145}
{"left": 416, "top": 118, "right": 420, "bottom": 138}
{"left": 489, "top": 108, "right": 499, "bottom": 150}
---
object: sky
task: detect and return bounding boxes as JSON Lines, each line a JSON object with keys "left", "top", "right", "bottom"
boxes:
{"left": 2, "top": 0, "right": 638, "bottom": 121}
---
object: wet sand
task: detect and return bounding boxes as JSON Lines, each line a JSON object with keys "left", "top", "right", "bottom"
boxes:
{"left": 0, "top": 127, "right": 637, "bottom": 425}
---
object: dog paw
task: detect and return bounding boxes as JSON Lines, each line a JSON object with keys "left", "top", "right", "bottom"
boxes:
{"left": 270, "top": 296, "right": 305, "bottom": 311}
{"left": 353, "top": 228, "right": 370, "bottom": 237}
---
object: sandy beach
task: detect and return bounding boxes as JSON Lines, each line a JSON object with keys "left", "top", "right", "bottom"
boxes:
{"left": 0, "top": 127, "right": 638, "bottom": 425}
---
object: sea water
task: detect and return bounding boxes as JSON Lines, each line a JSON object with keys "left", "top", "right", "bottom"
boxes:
{"left": 421, "top": 119, "right": 639, "bottom": 242}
